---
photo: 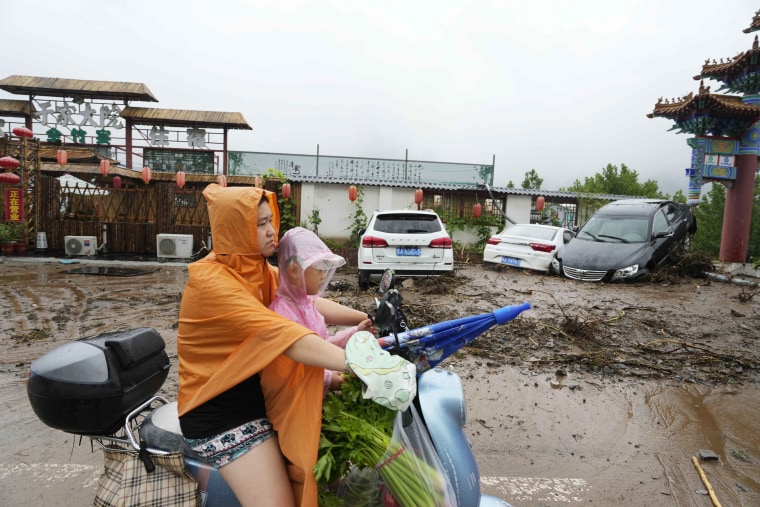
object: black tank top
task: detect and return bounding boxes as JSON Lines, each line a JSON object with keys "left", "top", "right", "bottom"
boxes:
{"left": 179, "top": 375, "right": 267, "bottom": 439}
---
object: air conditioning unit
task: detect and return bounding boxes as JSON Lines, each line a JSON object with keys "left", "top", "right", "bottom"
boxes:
{"left": 64, "top": 236, "right": 98, "bottom": 256}
{"left": 157, "top": 234, "right": 194, "bottom": 259}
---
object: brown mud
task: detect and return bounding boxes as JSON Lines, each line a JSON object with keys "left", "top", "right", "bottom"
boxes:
{"left": 1, "top": 256, "right": 759, "bottom": 506}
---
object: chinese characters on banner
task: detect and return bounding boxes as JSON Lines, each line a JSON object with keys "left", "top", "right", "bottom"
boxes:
{"left": 148, "top": 126, "right": 207, "bottom": 148}
{"left": 4, "top": 188, "right": 24, "bottom": 222}
{"left": 28, "top": 99, "right": 209, "bottom": 148}
{"left": 34, "top": 99, "right": 124, "bottom": 145}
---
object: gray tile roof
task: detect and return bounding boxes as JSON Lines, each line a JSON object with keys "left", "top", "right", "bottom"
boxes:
{"left": 288, "top": 174, "right": 638, "bottom": 200}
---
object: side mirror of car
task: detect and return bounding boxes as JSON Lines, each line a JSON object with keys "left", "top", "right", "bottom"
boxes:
{"left": 572, "top": 225, "right": 579, "bottom": 233}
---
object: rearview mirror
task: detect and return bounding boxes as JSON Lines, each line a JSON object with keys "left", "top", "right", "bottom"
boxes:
{"left": 378, "top": 269, "right": 395, "bottom": 293}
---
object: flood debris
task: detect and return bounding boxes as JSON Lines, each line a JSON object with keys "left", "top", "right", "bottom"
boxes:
{"left": 698, "top": 449, "right": 720, "bottom": 461}
{"left": 328, "top": 261, "right": 760, "bottom": 386}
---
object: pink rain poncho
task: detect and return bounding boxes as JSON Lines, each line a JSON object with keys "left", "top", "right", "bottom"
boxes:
{"left": 268, "top": 227, "right": 359, "bottom": 395}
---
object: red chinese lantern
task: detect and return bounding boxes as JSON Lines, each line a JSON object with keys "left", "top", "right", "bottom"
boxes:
{"left": 113, "top": 176, "right": 122, "bottom": 189}
{"left": 535, "top": 196, "right": 546, "bottom": 212}
{"left": 0, "top": 156, "right": 20, "bottom": 169}
{"left": 12, "top": 126, "right": 33, "bottom": 138}
{"left": 0, "top": 172, "right": 21, "bottom": 184}
{"left": 176, "top": 170, "right": 186, "bottom": 189}
{"left": 349, "top": 185, "right": 358, "bottom": 202}
{"left": 217, "top": 174, "right": 227, "bottom": 187}
{"left": 99, "top": 159, "right": 111, "bottom": 176}
{"left": 141, "top": 166, "right": 152, "bottom": 184}
{"left": 281, "top": 182, "right": 292, "bottom": 199}
{"left": 57, "top": 150, "right": 68, "bottom": 166}
{"left": 254, "top": 175, "right": 262, "bottom": 188}
{"left": 414, "top": 188, "right": 423, "bottom": 205}
{"left": 473, "top": 202, "right": 482, "bottom": 218}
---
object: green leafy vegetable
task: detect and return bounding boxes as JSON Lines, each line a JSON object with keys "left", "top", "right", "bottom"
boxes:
{"left": 315, "top": 375, "right": 449, "bottom": 507}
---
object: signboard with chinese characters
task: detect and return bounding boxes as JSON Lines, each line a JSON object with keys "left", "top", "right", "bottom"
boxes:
{"left": 143, "top": 149, "right": 215, "bottom": 174}
{"left": 145, "top": 126, "right": 208, "bottom": 149}
{"left": 703, "top": 153, "right": 737, "bottom": 180}
{"left": 33, "top": 98, "right": 124, "bottom": 145}
{"left": 704, "top": 154, "right": 735, "bottom": 166}
{"left": 228, "top": 151, "right": 494, "bottom": 186}
{"left": 4, "top": 188, "right": 24, "bottom": 222}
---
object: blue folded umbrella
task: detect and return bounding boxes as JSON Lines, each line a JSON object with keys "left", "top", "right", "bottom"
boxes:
{"left": 379, "top": 301, "right": 531, "bottom": 372}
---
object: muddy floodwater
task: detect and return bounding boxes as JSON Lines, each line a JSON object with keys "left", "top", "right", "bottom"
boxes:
{"left": 1, "top": 256, "right": 758, "bottom": 506}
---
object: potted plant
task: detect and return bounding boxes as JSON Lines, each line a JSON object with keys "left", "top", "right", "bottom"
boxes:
{"left": 0, "top": 223, "right": 15, "bottom": 256}
{"left": 11, "top": 223, "right": 28, "bottom": 255}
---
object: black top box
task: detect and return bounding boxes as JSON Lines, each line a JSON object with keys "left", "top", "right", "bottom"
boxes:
{"left": 27, "top": 327, "right": 171, "bottom": 435}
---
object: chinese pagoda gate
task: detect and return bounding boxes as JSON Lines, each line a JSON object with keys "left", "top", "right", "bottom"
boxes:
{"left": 648, "top": 10, "right": 760, "bottom": 263}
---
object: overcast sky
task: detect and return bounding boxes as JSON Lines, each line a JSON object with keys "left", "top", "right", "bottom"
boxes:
{"left": 2, "top": 0, "right": 758, "bottom": 195}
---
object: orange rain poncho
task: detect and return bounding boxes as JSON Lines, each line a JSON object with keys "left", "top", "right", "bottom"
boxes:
{"left": 177, "top": 184, "right": 324, "bottom": 507}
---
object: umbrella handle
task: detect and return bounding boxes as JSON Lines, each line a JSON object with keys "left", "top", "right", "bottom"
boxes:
{"left": 493, "top": 301, "right": 531, "bottom": 324}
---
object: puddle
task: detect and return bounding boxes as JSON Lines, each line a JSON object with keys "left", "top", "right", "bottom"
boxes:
{"left": 63, "top": 266, "right": 159, "bottom": 276}
{"left": 457, "top": 360, "right": 760, "bottom": 506}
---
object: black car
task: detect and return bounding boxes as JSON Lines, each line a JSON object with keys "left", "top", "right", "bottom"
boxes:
{"left": 551, "top": 199, "right": 697, "bottom": 282}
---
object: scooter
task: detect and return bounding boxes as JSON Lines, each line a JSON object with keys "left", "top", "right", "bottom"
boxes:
{"left": 26, "top": 270, "right": 530, "bottom": 507}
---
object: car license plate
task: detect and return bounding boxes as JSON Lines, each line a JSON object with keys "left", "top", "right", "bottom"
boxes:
{"left": 501, "top": 256, "right": 521, "bottom": 266}
{"left": 396, "top": 247, "right": 421, "bottom": 256}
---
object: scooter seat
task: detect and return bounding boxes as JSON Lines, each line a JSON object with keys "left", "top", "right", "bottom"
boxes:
{"left": 139, "top": 401, "right": 200, "bottom": 458}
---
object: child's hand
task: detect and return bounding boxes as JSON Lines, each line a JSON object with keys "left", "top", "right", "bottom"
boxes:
{"left": 329, "top": 371, "right": 346, "bottom": 390}
{"left": 357, "top": 318, "right": 376, "bottom": 335}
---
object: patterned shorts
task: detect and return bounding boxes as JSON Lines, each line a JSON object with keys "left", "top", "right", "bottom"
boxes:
{"left": 185, "top": 418, "right": 274, "bottom": 468}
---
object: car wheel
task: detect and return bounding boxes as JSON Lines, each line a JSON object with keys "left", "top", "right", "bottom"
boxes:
{"left": 683, "top": 234, "right": 692, "bottom": 253}
{"left": 358, "top": 270, "right": 370, "bottom": 290}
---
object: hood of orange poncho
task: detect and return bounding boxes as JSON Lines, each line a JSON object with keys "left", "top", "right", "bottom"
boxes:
{"left": 177, "top": 184, "right": 323, "bottom": 507}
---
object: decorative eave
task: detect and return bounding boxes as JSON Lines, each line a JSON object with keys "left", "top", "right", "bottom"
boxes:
{"left": 0, "top": 98, "right": 34, "bottom": 117}
{"left": 743, "top": 9, "right": 760, "bottom": 33}
{"left": 692, "top": 36, "right": 760, "bottom": 94}
{"left": 0, "top": 75, "right": 158, "bottom": 103}
{"left": 648, "top": 81, "right": 760, "bottom": 136}
{"left": 121, "top": 106, "right": 252, "bottom": 130}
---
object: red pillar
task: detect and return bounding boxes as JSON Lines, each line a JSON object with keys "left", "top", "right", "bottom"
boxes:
{"left": 719, "top": 154, "right": 757, "bottom": 262}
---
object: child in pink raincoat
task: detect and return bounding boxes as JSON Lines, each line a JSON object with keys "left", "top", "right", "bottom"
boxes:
{"left": 269, "top": 227, "right": 374, "bottom": 396}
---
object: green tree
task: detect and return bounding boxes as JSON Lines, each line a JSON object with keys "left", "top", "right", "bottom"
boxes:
{"left": 671, "top": 189, "right": 686, "bottom": 204}
{"left": 521, "top": 169, "right": 543, "bottom": 190}
{"left": 692, "top": 183, "right": 725, "bottom": 258}
{"left": 346, "top": 187, "right": 368, "bottom": 247}
{"left": 748, "top": 177, "right": 760, "bottom": 262}
{"left": 564, "top": 163, "right": 664, "bottom": 197}
{"left": 505, "top": 180, "right": 515, "bottom": 189}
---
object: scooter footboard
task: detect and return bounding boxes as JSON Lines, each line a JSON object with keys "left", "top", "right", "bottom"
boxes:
{"left": 183, "top": 455, "right": 242, "bottom": 507}
{"left": 418, "top": 368, "right": 481, "bottom": 507}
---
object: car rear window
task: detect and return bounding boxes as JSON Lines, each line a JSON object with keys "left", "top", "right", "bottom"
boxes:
{"left": 373, "top": 214, "right": 442, "bottom": 234}
{"left": 502, "top": 225, "right": 557, "bottom": 241}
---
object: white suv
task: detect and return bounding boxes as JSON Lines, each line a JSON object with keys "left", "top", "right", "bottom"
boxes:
{"left": 358, "top": 210, "right": 453, "bottom": 289}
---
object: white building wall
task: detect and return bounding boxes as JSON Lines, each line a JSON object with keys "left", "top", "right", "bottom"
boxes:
{"left": 504, "top": 195, "right": 532, "bottom": 226}
{"left": 298, "top": 183, "right": 533, "bottom": 245}
{"left": 300, "top": 184, "right": 419, "bottom": 240}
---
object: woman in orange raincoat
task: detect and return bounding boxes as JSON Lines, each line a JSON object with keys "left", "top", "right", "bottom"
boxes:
{"left": 177, "top": 184, "right": 369, "bottom": 507}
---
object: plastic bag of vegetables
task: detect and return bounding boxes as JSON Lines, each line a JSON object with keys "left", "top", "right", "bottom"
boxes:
{"left": 376, "top": 402, "right": 455, "bottom": 506}
{"left": 316, "top": 375, "right": 455, "bottom": 507}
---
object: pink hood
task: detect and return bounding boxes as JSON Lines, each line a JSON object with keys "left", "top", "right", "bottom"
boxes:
{"left": 272, "top": 227, "right": 345, "bottom": 335}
